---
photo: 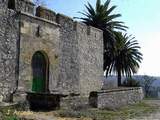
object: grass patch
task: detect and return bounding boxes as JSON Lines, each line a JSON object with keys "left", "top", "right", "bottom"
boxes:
{"left": 0, "top": 101, "right": 158, "bottom": 120}
{"left": 0, "top": 107, "right": 19, "bottom": 120}
{"left": 56, "top": 102, "right": 158, "bottom": 120}
{"left": 0, "top": 102, "right": 28, "bottom": 120}
{"left": 144, "top": 97, "right": 160, "bottom": 100}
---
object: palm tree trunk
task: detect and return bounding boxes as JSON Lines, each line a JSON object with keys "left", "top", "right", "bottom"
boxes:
{"left": 105, "top": 67, "right": 110, "bottom": 78}
{"left": 117, "top": 70, "right": 121, "bottom": 86}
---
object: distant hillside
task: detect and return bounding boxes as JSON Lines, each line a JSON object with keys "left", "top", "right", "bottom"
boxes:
{"left": 104, "top": 75, "right": 160, "bottom": 87}
{"left": 133, "top": 75, "right": 160, "bottom": 87}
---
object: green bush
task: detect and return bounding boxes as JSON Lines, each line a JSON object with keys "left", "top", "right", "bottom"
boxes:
{"left": 6, "top": 116, "right": 19, "bottom": 120}
{"left": 0, "top": 107, "right": 19, "bottom": 120}
{"left": 122, "top": 78, "right": 140, "bottom": 87}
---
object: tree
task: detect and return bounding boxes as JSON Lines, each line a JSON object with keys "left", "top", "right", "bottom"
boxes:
{"left": 122, "top": 77, "right": 140, "bottom": 87}
{"left": 111, "top": 32, "right": 142, "bottom": 86}
{"left": 77, "top": 0, "right": 127, "bottom": 76}
{"left": 140, "top": 75, "right": 156, "bottom": 97}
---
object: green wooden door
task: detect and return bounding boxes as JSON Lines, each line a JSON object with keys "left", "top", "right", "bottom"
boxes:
{"left": 32, "top": 51, "right": 47, "bottom": 93}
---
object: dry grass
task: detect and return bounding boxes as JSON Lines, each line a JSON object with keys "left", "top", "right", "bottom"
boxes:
{"left": 0, "top": 101, "right": 158, "bottom": 120}
{"left": 55, "top": 102, "right": 158, "bottom": 120}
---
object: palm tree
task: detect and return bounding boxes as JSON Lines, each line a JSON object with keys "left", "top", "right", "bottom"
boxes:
{"left": 111, "top": 32, "right": 143, "bottom": 86}
{"left": 77, "top": 0, "right": 128, "bottom": 77}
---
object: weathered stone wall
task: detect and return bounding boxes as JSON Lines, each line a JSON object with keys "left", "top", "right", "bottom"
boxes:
{"left": 0, "top": 1, "right": 19, "bottom": 102}
{"left": 18, "top": 0, "right": 35, "bottom": 15}
{"left": 56, "top": 15, "right": 103, "bottom": 95}
{"left": 36, "top": 6, "right": 56, "bottom": 22}
{"left": 15, "top": 0, "right": 35, "bottom": 15}
{"left": 56, "top": 14, "right": 80, "bottom": 94}
{"left": 76, "top": 22, "right": 103, "bottom": 96}
{"left": 0, "top": 0, "right": 103, "bottom": 100}
{"left": 19, "top": 12, "right": 60, "bottom": 93}
{"left": 90, "top": 87, "right": 144, "bottom": 109}
{"left": 60, "top": 95, "right": 89, "bottom": 110}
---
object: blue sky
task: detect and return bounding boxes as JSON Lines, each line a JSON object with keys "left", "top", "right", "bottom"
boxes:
{"left": 45, "top": 0, "right": 160, "bottom": 76}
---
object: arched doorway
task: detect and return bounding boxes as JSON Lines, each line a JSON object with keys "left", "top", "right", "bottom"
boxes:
{"left": 31, "top": 51, "right": 49, "bottom": 93}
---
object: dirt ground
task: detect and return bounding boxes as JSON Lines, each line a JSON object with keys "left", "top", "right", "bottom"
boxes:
{"left": 16, "top": 100, "right": 160, "bottom": 120}
{"left": 129, "top": 100, "right": 160, "bottom": 120}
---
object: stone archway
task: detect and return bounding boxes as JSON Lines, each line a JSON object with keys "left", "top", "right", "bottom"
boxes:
{"left": 31, "top": 51, "right": 49, "bottom": 93}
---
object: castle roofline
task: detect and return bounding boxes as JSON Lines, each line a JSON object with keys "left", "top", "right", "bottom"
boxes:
{"left": 21, "top": 0, "right": 35, "bottom": 5}
{"left": 37, "top": 6, "right": 56, "bottom": 14}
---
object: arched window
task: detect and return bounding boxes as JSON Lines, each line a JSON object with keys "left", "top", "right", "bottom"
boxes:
{"left": 31, "top": 51, "right": 49, "bottom": 93}
{"left": 8, "top": 0, "right": 15, "bottom": 10}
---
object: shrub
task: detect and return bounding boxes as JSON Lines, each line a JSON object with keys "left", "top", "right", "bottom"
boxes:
{"left": 140, "top": 75, "right": 156, "bottom": 97}
{"left": 6, "top": 116, "right": 19, "bottom": 120}
{"left": 122, "top": 78, "right": 140, "bottom": 87}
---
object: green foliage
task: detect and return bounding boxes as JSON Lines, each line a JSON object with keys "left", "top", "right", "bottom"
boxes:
{"left": 78, "top": 0, "right": 143, "bottom": 84}
{"left": 110, "top": 32, "right": 143, "bottom": 86}
{"left": 0, "top": 108, "right": 18, "bottom": 120}
{"left": 77, "top": 0, "right": 128, "bottom": 76}
{"left": 78, "top": 0, "right": 127, "bottom": 31}
{"left": 6, "top": 116, "right": 19, "bottom": 120}
{"left": 122, "top": 78, "right": 140, "bottom": 87}
{"left": 140, "top": 75, "right": 156, "bottom": 97}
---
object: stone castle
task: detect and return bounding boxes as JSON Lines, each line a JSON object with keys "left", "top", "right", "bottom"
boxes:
{"left": 0, "top": 0, "right": 103, "bottom": 103}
